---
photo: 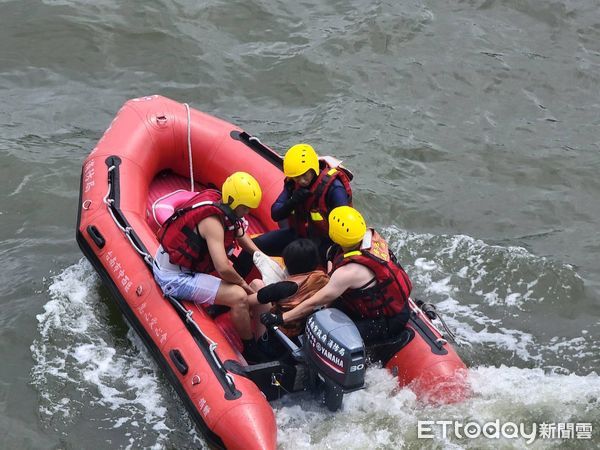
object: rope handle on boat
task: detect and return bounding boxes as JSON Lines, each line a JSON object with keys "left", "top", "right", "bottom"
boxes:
{"left": 411, "top": 298, "right": 459, "bottom": 345}
{"left": 225, "top": 373, "right": 235, "bottom": 387}
{"left": 101, "top": 157, "right": 239, "bottom": 396}
{"left": 164, "top": 293, "right": 238, "bottom": 393}
{"left": 188, "top": 306, "right": 220, "bottom": 349}
{"left": 187, "top": 306, "right": 237, "bottom": 390}
{"left": 436, "top": 313, "right": 458, "bottom": 345}
{"left": 248, "top": 135, "right": 263, "bottom": 145}
{"left": 162, "top": 296, "right": 238, "bottom": 395}
{"left": 103, "top": 169, "right": 154, "bottom": 264}
{"left": 186, "top": 308, "right": 219, "bottom": 349}
{"left": 184, "top": 305, "right": 237, "bottom": 391}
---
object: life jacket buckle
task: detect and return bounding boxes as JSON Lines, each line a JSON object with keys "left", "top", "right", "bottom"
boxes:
{"left": 310, "top": 211, "right": 324, "bottom": 221}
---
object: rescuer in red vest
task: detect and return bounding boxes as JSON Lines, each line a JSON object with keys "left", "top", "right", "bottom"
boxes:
{"left": 154, "top": 172, "right": 265, "bottom": 360}
{"left": 260, "top": 206, "right": 413, "bottom": 344}
{"left": 234, "top": 143, "right": 352, "bottom": 275}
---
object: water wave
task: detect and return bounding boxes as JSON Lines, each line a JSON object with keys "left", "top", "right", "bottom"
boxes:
{"left": 383, "top": 226, "right": 598, "bottom": 373}
{"left": 30, "top": 259, "right": 203, "bottom": 449}
{"left": 274, "top": 365, "right": 600, "bottom": 449}
{"left": 32, "top": 254, "right": 600, "bottom": 447}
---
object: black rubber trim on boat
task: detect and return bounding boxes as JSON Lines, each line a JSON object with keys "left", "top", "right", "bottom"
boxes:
{"left": 76, "top": 167, "right": 225, "bottom": 449}
{"left": 103, "top": 155, "right": 242, "bottom": 400}
{"left": 409, "top": 312, "right": 449, "bottom": 356}
{"left": 86, "top": 225, "right": 105, "bottom": 249}
{"left": 230, "top": 131, "right": 283, "bottom": 169}
{"left": 169, "top": 349, "right": 189, "bottom": 375}
{"left": 366, "top": 327, "right": 415, "bottom": 364}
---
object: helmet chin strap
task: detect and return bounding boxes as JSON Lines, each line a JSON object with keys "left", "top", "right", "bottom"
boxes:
{"left": 217, "top": 201, "right": 245, "bottom": 237}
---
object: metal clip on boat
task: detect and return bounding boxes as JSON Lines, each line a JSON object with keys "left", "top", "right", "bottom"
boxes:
{"left": 416, "top": 299, "right": 458, "bottom": 345}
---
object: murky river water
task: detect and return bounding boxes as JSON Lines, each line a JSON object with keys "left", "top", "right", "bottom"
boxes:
{"left": 1, "top": 1, "right": 599, "bottom": 448}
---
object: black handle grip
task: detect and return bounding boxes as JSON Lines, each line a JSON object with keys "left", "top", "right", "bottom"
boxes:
{"left": 87, "top": 225, "right": 105, "bottom": 249}
{"left": 169, "top": 349, "right": 188, "bottom": 375}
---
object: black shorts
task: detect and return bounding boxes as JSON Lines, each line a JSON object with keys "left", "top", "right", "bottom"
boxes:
{"left": 256, "top": 328, "right": 289, "bottom": 360}
{"left": 354, "top": 311, "right": 410, "bottom": 346}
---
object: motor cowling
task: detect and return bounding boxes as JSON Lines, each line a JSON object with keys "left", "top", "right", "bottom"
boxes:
{"left": 303, "top": 309, "right": 366, "bottom": 409}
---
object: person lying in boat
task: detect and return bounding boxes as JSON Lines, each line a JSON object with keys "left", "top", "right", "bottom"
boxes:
{"left": 153, "top": 171, "right": 265, "bottom": 361}
{"left": 235, "top": 143, "right": 353, "bottom": 275}
{"left": 260, "top": 206, "right": 413, "bottom": 346}
{"left": 247, "top": 239, "right": 330, "bottom": 359}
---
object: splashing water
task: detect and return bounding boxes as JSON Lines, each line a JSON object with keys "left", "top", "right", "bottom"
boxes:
{"left": 30, "top": 259, "right": 204, "bottom": 449}
{"left": 382, "top": 226, "right": 599, "bottom": 374}
{"left": 31, "top": 233, "right": 600, "bottom": 448}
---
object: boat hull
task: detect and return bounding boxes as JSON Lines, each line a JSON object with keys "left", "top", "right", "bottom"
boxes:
{"left": 77, "top": 95, "right": 469, "bottom": 448}
{"left": 77, "top": 95, "right": 283, "bottom": 449}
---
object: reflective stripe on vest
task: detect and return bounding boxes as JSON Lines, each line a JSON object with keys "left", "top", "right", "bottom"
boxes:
{"left": 158, "top": 190, "right": 240, "bottom": 273}
{"left": 289, "top": 162, "right": 353, "bottom": 238}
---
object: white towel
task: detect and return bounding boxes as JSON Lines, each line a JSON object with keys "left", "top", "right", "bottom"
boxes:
{"left": 252, "top": 251, "right": 286, "bottom": 285}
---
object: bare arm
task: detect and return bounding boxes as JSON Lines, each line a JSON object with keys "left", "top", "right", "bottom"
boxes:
{"left": 237, "top": 232, "right": 260, "bottom": 255}
{"left": 281, "top": 265, "right": 357, "bottom": 323}
{"left": 198, "top": 216, "right": 248, "bottom": 288}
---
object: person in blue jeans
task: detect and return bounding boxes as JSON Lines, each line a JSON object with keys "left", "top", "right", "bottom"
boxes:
{"left": 234, "top": 143, "right": 353, "bottom": 276}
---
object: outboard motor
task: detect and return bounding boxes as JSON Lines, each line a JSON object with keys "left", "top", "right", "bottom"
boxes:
{"left": 303, "top": 308, "right": 366, "bottom": 411}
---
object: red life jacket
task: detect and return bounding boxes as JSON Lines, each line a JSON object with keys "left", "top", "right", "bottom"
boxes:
{"left": 330, "top": 229, "right": 412, "bottom": 320}
{"left": 158, "top": 189, "right": 242, "bottom": 273}
{"left": 289, "top": 161, "right": 353, "bottom": 238}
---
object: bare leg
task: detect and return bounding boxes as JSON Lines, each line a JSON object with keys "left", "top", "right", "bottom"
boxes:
{"left": 247, "top": 279, "right": 265, "bottom": 306}
{"left": 253, "top": 303, "right": 271, "bottom": 339}
{"left": 214, "top": 282, "right": 252, "bottom": 340}
{"left": 248, "top": 279, "right": 269, "bottom": 338}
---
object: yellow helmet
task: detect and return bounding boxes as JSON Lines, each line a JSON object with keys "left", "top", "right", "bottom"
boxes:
{"left": 328, "top": 206, "right": 367, "bottom": 248}
{"left": 221, "top": 172, "right": 262, "bottom": 209}
{"left": 283, "top": 143, "right": 319, "bottom": 178}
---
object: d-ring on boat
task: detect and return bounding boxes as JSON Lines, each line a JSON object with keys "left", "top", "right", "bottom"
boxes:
{"left": 76, "top": 95, "right": 468, "bottom": 449}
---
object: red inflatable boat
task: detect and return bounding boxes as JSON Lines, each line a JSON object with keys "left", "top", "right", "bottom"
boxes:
{"left": 77, "top": 95, "right": 468, "bottom": 449}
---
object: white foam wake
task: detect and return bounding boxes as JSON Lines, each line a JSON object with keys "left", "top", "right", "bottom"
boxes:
{"left": 274, "top": 365, "right": 600, "bottom": 448}
{"left": 30, "top": 259, "right": 203, "bottom": 449}
{"left": 382, "top": 226, "right": 598, "bottom": 372}
{"left": 32, "top": 238, "right": 599, "bottom": 449}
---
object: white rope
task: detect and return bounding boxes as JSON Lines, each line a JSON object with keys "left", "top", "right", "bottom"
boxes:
{"left": 103, "top": 171, "right": 152, "bottom": 262}
{"left": 102, "top": 166, "right": 116, "bottom": 207}
{"left": 102, "top": 159, "right": 235, "bottom": 381}
{"left": 126, "top": 232, "right": 151, "bottom": 260}
{"left": 225, "top": 373, "right": 236, "bottom": 387}
{"left": 191, "top": 304, "right": 219, "bottom": 347}
{"left": 188, "top": 307, "right": 232, "bottom": 381}
{"left": 184, "top": 103, "right": 194, "bottom": 192}
{"left": 248, "top": 135, "right": 262, "bottom": 145}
